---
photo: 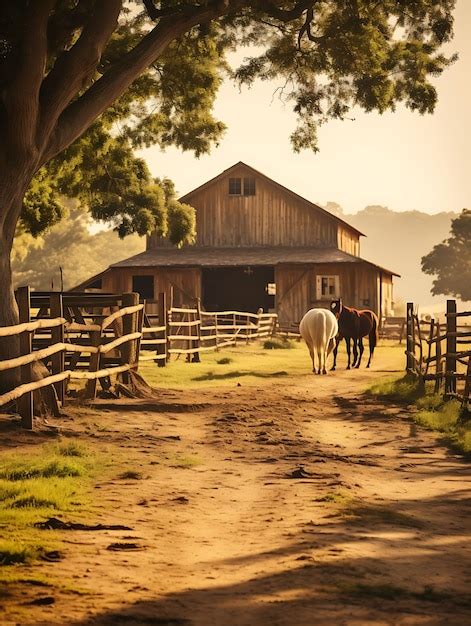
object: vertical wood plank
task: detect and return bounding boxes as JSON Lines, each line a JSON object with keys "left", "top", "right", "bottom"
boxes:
{"left": 446, "top": 299, "right": 457, "bottom": 395}
{"left": 16, "top": 286, "right": 33, "bottom": 429}
{"left": 50, "top": 292, "right": 65, "bottom": 405}
{"left": 157, "top": 291, "right": 167, "bottom": 367}
{"left": 406, "top": 302, "right": 414, "bottom": 373}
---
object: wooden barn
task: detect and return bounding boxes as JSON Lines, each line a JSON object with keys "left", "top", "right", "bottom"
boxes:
{"left": 75, "top": 162, "right": 399, "bottom": 325}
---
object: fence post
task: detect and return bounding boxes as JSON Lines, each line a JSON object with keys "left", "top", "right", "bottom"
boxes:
{"left": 446, "top": 299, "right": 457, "bottom": 395}
{"left": 16, "top": 286, "right": 33, "bottom": 429}
{"left": 406, "top": 302, "right": 414, "bottom": 373}
{"left": 84, "top": 327, "right": 102, "bottom": 400}
{"left": 50, "top": 292, "right": 65, "bottom": 405}
{"left": 121, "top": 292, "right": 139, "bottom": 384}
{"left": 193, "top": 298, "right": 202, "bottom": 363}
{"left": 157, "top": 292, "right": 167, "bottom": 367}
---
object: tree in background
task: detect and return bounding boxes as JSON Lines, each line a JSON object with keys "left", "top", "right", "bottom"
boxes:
{"left": 0, "top": 0, "right": 458, "bottom": 388}
{"left": 12, "top": 202, "right": 146, "bottom": 291}
{"left": 421, "top": 209, "right": 471, "bottom": 301}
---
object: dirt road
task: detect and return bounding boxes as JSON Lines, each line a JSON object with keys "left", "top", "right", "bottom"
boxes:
{"left": 2, "top": 351, "right": 470, "bottom": 625}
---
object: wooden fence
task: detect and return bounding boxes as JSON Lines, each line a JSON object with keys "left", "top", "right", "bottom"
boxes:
{"left": 140, "top": 293, "right": 277, "bottom": 364}
{"left": 0, "top": 289, "right": 277, "bottom": 428}
{"left": 406, "top": 300, "right": 471, "bottom": 409}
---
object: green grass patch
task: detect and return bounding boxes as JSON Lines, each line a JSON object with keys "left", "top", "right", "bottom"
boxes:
{"left": 368, "top": 375, "right": 471, "bottom": 455}
{"left": 0, "top": 542, "right": 42, "bottom": 565}
{"left": 0, "top": 441, "right": 98, "bottom": 573}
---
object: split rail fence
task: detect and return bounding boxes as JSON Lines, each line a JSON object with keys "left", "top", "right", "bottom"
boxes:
{"left": 0, "top": 289, "right": 277, "bottom": 428}
{"left": 406, "top": 300, "right": 471, "bottom": 409}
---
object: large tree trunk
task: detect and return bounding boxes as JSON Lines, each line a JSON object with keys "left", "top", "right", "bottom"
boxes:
{"left": 0, "top": 167, "right": 35, "bottom": 394}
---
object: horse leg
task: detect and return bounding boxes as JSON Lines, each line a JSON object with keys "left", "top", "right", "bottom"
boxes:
{"left": 345, "top": 337, "right": 351, "bottom": 369}
{"left": 355, "top": 337, "right": 364, "bottom": 368}
{"left": 316, "top": 347, "right": 322, "bottom": 374}
{"left": 322, "top": 348, "right": 327, "bottom": 374}
{"left": 331, "top": 335, "right": 340, "bottom": 371}
{"left": 309, "top": 346, "right": 316, "bottom": 373}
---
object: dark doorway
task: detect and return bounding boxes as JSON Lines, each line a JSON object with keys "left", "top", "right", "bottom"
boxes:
{"left": 202, "top": 266, "right": 275, "bottom": 312}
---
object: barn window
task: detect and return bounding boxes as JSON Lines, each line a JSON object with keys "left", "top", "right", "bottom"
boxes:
{"left": 315, "top": 275, "right": 340, "bottom": 300}
{"left": 132, "top": 275, "right": 154, "bottom": 300}
{"left": 243, "top": 177, "right": 256, "bottom": 196}
{"left": 229, "top": 177, "right": 242, "bottom": 195}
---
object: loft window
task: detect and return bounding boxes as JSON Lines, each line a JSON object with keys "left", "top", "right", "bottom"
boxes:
{"left": 315, "top": 275, "right": 340, "bottom": 300}
{"left": 228, "top": 177, "right": 256, "bottom": 196}
{"left": 229, "top": 177, "right": 242, "bottom": 195}
{"left": 132, "top": 275, "right": 154, "bottom": 300}
{"left": 243, "top": 177, "right": 256, "bottom": 196}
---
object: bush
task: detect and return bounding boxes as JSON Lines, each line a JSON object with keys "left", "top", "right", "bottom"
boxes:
{"left": 216, "top": 357, "right": 232, "bottom": 365}
{"left": 263, "top": 337, "right": 294, "bottom": 350}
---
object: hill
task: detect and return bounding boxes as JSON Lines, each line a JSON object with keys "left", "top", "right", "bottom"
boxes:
{"left": 328, "top": 204, "right": 459, "bottom": 310}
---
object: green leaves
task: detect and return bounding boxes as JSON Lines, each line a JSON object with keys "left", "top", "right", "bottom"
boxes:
{"left": 421, "top": 209, "right": 471, "bottom": 301}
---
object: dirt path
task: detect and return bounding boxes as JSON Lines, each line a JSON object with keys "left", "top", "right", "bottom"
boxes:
{"left": 2, "top": 357, "right": 471, "bottom": 625}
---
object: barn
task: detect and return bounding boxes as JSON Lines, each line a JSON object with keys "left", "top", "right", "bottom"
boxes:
{"left": 75, "top": 162, "right": 399, "bottom": 325}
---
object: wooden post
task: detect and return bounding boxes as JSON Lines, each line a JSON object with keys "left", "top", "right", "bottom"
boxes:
{"left": 434, "top": 321, "right": 443, "bottom": 395}
{"left": 193, "top": 298, "right": 202, "bottom": 363}
{"left": 121, "top": 292, "right": 139, "bottom": 384}
{"left": 446, "top": 299, "right": 457, "bottom": 395}
{"left": 215, "top": 313, "right": 219, "bottom": 351}
{"left": 157, "top": 292, "right": 167, "bottom": 367}
{"left": 16, "top": 286, "right": 33, "bottom": 429}
{"left": 84, "top": 328, "right": 102, "bottom": 400}
{"left": 406, "top": 302, "right": 414, "bottom": 373}
{"left": 50, "top": 292, "right": 65, "bottom": 405}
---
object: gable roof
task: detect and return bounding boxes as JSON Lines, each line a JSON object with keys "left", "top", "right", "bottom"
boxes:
{"left": 110, "top": 246, "right": 399, "bottom": 277}
{"left": 179, "top": 161, "right": 365, "bottom": 238}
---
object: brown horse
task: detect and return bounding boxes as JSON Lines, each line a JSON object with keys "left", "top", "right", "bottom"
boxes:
{"left": 330, "top": 299, "right": 379, "bottom": 369}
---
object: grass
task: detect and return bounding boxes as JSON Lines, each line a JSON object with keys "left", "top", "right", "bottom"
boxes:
{"left": 368, "top": 374, "right": 471, "bottom": 454}
{"left": 0, "top": 441, "right": 97, "bottom": 569}
{"left": 140, "top": 340, "right": 403, "bottom": 389}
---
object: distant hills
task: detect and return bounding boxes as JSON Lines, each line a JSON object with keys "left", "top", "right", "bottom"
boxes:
{"left": 324, "top": 203, "right": 459, "bottom": 310}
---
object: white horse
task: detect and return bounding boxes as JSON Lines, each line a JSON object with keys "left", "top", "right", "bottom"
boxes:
{"left": 299, "top": 308, "right": 338, "bottom": 375}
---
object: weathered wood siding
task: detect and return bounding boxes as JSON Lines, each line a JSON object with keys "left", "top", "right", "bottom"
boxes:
{"left": 103, "top": 267, "right": 201, "bottom": 313}
{"left": 148, "top": 164, "right": 360, "bottom": 251}
{"left": 276, "top": 263, "right": 386, "bottom": 325}
{"left": 337, "top": 226, "right": 360, "bottom": 256}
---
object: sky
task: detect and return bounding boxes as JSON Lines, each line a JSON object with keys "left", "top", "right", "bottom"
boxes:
{"left": 139, "top": 0, "right": 470, "bottom": 215}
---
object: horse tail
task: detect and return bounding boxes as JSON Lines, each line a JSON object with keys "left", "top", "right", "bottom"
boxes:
{"left": 369, "top": 313, "right": 379, "bottom": 351}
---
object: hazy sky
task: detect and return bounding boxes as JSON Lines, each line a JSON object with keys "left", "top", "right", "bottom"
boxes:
{"left": 139, "top": 1, "right": 470, "bottom": 215}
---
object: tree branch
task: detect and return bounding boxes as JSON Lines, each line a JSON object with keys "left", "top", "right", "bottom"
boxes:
{"left": 256, "top": 1, "right": 314, "bottom": 22}
{"left": 42, "top": 0, "right": 246, "bottom": 162}
{"left": 38, "top": 0, "right": 122, "bottom": 148}
{"left": 4, "top": 0, "right": 56, "bottom": 158}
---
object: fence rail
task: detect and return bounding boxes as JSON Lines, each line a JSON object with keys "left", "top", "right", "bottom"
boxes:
{"left": 1, "top": 289, "right": 278, "bottom": 429}
{"left": 406, "top": 300, "right": 471, "bottom": 409}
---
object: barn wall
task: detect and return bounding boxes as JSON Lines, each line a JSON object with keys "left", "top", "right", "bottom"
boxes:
{"left": 148, "top": 164, "right": 360, "bottom": 249}
{"left": 107, "top": 267, "right": 201, "bottom": 313}
{"left": 337, "top": 226, "right": 360, "bottom": 256}
{"left": 276, "top": 263, "right": 383, "bottom": 325}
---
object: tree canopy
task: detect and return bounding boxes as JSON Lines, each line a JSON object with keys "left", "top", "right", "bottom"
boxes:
{"left": 421, "top": 209, "right": 471, "bottom": 301}
{"left": 0, "top": 0, "right": 457, "bottom": 242}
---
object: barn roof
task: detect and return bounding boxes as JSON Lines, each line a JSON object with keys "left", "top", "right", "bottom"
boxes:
{"left": 179, "top": 161, "right": 366, "bottom": 238}
{"left": 110, "top": 246, "right": 399, "bottom": 276}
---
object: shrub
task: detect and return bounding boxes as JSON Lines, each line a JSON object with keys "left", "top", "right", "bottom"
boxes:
{"left": 263, "top": 337, "right": 294, "bottom": 350}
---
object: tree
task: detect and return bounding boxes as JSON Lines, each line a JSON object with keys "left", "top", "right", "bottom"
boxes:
{"left": 12, "top": 202, "right": 146, "bottom": 291}
{"left": 0, "top": 0, "right": 457, "bottom": 390}
{"left": 421, "top": 209, "right": 471, "bottom": 301}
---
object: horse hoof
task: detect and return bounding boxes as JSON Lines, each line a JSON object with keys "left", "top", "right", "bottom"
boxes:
{"left": 322, "top": 370, "right": 327, "bottom": 375}
{"left": 346, "top": 366, "right": 350, "bottom": 370}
